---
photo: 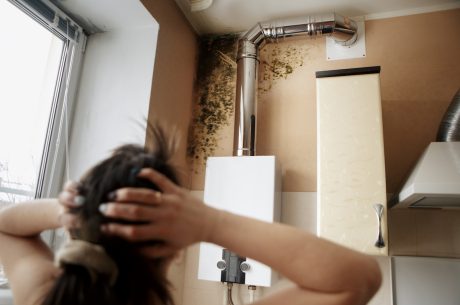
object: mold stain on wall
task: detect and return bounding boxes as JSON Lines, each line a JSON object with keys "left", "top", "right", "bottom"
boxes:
{"left": 258, "top": 41, "right": 315, "bottom": 95}
{"left": 187, "top": 35, "right": 238, "bottom": 170}
{"left": 187, "top": 36, "right": 315, "bottom": 178}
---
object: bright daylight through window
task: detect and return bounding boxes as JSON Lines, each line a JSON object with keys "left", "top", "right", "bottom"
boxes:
{"left": 0, "top": 0, "right": 85, "bottom": 287}
{"left": 0, "top": 0, "right": 63, "bottom": 204}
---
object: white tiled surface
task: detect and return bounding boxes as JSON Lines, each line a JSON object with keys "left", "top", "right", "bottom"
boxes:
{"left": 369, "top": 256, "right": 393, "bottom": 305}
{"left": 389, "top": 209, "right": 460, "bottom": 258}
{"left": 182, "top": 244, "right": 222, "bottom": 305}
{"left": 166, "top": 250, "right": 186, "bottom": 305}
{"left": 280, "top": 192, "right": 316, "bottom": 233}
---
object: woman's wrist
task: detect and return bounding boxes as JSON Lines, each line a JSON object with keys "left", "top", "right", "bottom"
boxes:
{"left": 26, "top": 199, "right": 62, "bottom": 234}
{"left": 201, "top": 205, "right": 224, "bottom": 244}
{"left": 0, "top": 199, "right": 62, "bottom": 236}
{"left": 49, "top": 199, "right": 64, "bottom": 229}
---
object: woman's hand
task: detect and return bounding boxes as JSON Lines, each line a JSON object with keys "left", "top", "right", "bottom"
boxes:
{"left": 99, "top": 168, "right": 220, "bottom": 258}
{"left": 57, "top": 181, "right": 84, "bottom": 229}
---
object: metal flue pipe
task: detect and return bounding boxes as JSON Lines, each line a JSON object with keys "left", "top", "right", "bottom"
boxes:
{"left": 436, "top": 88, "right": 460, "bottom": 141}
{"left": 233, "top": 13, "right": 357, "bottom": 156}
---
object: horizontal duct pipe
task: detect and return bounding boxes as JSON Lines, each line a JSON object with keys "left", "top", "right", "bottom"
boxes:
{"left": 233, "top": 13, "right": 357, "bottom": 156}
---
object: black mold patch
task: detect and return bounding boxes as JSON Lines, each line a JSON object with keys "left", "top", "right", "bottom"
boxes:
{"left": 187, "top": 35, "right": 239, "bottom": 167}
{"left": 259, "top": 43, "right": 312, "bottom": 94}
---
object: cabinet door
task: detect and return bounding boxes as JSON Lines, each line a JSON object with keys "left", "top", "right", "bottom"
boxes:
{"left": 316, "top": 69, "right": 388, "bottom": 255}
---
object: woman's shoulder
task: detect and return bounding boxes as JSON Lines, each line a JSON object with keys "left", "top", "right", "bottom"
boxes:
{"left": 18, "top": 263, "right": 60, "bottom": 305}
{"left": 0, "top": 234, "right": 60, "bottom": 305}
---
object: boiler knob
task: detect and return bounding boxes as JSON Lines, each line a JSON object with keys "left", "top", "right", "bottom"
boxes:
{"left": 240, "top": 262, "right": 251, "bottom": 272}
{"left": 217, "top": 260, "right": 227, "bottom": 270}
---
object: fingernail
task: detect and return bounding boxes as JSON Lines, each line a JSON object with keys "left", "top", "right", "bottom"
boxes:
{"left": 129, "top": 167, "right": 141, "bottom": 184}
{"left": 107, "top": 191, "right": 117, "bottom": 201}
{"left": 99, "top": 204, "right": 108, "bottom": 214}
{"left": 138, "top": 168, "right": 150, "bottom": 176}
{"left": 73, "top": 195, "right": 85, "bottom": 206}
{"left": 100, "top": 225, "right": 108, "bottom": 232}
{"left": 138, "top": 168, "right": 146, "bottom": 174}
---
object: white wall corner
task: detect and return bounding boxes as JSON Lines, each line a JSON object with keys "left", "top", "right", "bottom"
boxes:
{"left": 66, "top": 1, "right": 159, "bottom": 179}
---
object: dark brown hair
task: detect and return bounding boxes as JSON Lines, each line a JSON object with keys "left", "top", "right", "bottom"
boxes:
{"left": 42, "top": 127, "right": 177, "bottom": 305}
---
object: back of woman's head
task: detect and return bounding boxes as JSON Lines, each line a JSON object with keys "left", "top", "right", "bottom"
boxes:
{"left": 42, "top": 126, "right": 177, "bottom": 305}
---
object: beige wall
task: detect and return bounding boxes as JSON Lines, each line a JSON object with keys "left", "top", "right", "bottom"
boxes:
{"left": 142, "top": 0, "right": 198, "bottom": 187}
{"left": 190, "top": 9, "right": 460, "bottom": 193}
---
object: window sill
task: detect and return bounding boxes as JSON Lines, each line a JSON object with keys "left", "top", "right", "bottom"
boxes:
{"left": 0, "top": 288, "right": 13, "bottom": 305}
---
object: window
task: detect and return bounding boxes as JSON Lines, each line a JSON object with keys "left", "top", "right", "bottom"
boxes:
{"left": 0, "top": 0, "right": 85, "bottom": 287}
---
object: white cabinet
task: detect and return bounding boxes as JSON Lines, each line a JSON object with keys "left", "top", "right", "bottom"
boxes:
{"left": 316, "top": 67, "right": 388, "bottom": 255}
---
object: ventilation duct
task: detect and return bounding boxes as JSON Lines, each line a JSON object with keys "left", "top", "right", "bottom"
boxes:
{"left": 190, "top": 0, "right": 213, "bottom": 12}
{"left": 233, "top": 13, "right": 358, "bottom": 156}
{"left": 394, "top": 88, "right": 460, "bottom": 209}
{"left": 436, "top": 88, "right": 460, "bottom": 141}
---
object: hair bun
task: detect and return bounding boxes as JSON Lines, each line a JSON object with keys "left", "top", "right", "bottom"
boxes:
{"left": 55, "top": 240, "right": 118, "bottom": 285}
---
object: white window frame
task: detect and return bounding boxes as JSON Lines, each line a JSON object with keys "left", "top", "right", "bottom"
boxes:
{"left": 4, "top": 0, "right": 86, "bottom": 199}
{"left": 0, "top": 0, "right": 87, "bottom": 296}
{"left": 0, "top": 1, "right": 85, "bottom": 296}
{"left": 0, "top": 0, "right": 87, "bottom": 264}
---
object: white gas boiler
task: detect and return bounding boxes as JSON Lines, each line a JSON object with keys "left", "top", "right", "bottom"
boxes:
{"left": 197, "top": 156, "right": 281, "bottom": 287}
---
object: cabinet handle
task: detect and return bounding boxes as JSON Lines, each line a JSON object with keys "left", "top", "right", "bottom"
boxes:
{"left": 373, "top": 204, "right": 385, "bottom": 248}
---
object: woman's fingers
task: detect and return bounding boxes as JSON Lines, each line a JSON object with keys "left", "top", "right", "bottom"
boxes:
{"left": 101, "top": 216, "right": 199, "bottom": 258}
{"left": 58, "top": 191, "right": 73, "bottom": 206}
{"left": 138, "top": 168, "right": 182, "bottom": 194}
{"left": 57, "top": 181, "right": 84, "bottom": 230}
{"left": 59, "top": 181, "right": 85, "bottom": 208}
{"left": 58, "top": 191, "right": 84, "bottom": 208}
{"left": 97, "top": 171, "right": 207, "bottom": 258}
{"left": 99, "top": 202, "right": 173, "bottom": 222}
{"left": 112, "top": 187, "right": 164, "bottom": 205}
{"left": 101, "top": 222, "right": 167, "bottom": 242}
{"left": 63, "top": 181, "right": 79, "bottom": 194}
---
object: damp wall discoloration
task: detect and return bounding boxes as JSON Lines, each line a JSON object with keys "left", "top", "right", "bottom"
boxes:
{"left": 259, "top": 42, "right": 317, "bottom": 95}
{"left": 188, "top": 36, "right": 315, "bottom": 189}
{"left": 190, "top": 9, "right": 460, "bottom": 192}
{"left": 187, "top": 35, "right": 238, "bottom": 178}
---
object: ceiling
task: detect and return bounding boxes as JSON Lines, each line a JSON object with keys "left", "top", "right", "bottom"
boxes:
{"left": 174, "top": 0, "right": 460, "bottom": 35}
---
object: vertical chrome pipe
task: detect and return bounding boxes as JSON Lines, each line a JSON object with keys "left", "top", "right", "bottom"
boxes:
{"left": 234, "top": 39, "right": 258, "bottom": 156}
{"left": 233, "top": 13, "right": 357, "bottom": 156}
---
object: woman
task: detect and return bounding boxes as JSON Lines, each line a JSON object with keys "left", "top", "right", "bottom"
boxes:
{"left": 0, "top": 129, "right": 177, "bottom": 305}
{"left": 0, "top": 133, "right": 382, "bottom": 305}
